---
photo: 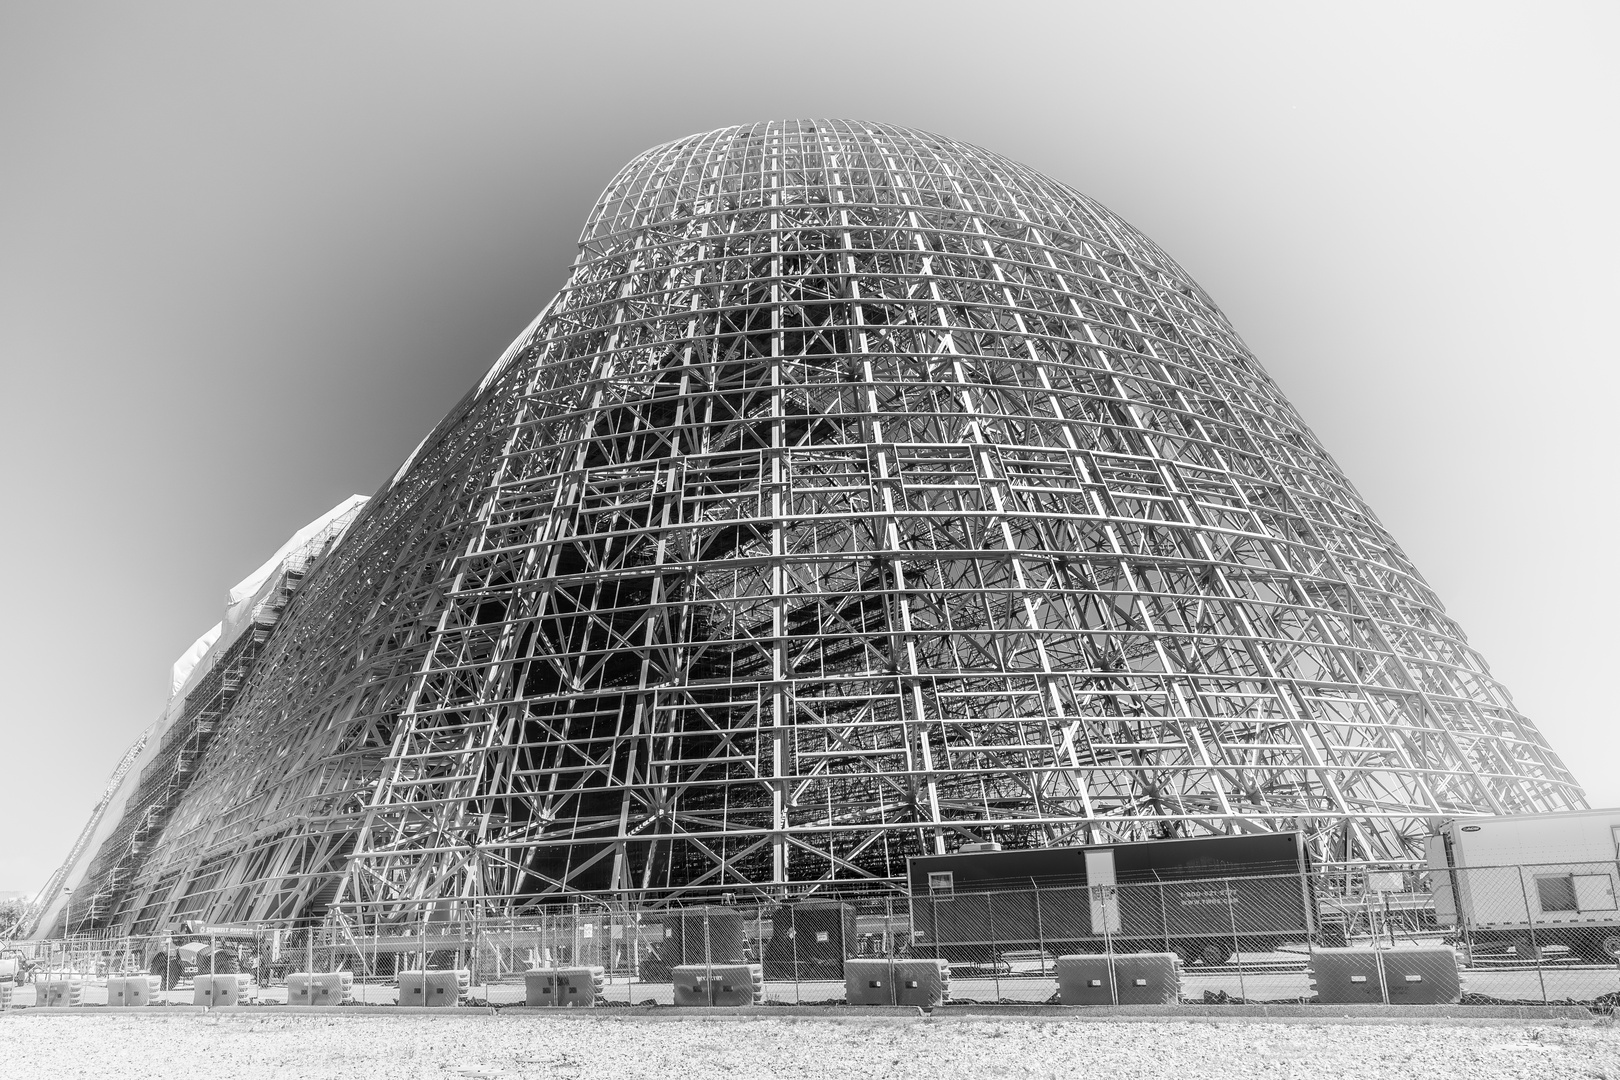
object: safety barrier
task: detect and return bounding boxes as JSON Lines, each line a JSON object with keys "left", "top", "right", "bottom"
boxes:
{"left": 108, "top": 974, "right": 163, "bottom": 1007}
{"left": 287, "top": 971, "right": 354, "bottom": 1005}
{"left": 1307, "top": 947, "right": 1462, "bottom": 1005}
{"left": 193, "top": 973, "right": 256, "bottom": 1006}
{"left": 1305, "top": 948, "right": 1385, "bottom": 1004}
{"left": 524, "top": 966, "right": 605, "bottom": 1007}
{"left": 399, "top": 969, "right": 470, "bottom": 1008}
{"left": 1053, "top": 955, "right": 1115, "bottom": 1006}
{"left": 844, "top": 958, "right": 951, "bottom": 1007}
{"left": 671, "top": 964, "right": 763, "bottom": 1006}
{"left": 891, "top": 959, "right": 950, "bottom": 1007}
{"left": 1381, "top": 948, "right": 1463, "bottom": 1005}
{"left": 37, "top": 976, "right": 84, "bottom": 1007}
{"left": 1054, "top": 953, "right": 1181, "bottom": 1006}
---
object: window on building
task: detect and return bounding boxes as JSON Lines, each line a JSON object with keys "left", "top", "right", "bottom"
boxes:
{"left": 1574, "top": 874, "right": 1618, "bottom": 911}
{"left": 1536, "top": 874, "right": 1579, "bottom": 913}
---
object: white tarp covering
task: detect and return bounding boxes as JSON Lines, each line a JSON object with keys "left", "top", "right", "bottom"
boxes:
{"left": 170, "top": 495, "right": 368, "bottom": 706}
{"left": 171, "top": 623, "right": 222, "bottom": 696}
{"left": 227, "top": 494, "right": 369, "bottom": 605}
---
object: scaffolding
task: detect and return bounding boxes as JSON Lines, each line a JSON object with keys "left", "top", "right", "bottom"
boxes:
{"left": 59, "top": 120, "right": 1582, "bottom": 934}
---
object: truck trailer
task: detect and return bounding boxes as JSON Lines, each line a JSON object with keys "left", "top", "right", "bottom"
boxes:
{"left": 1427, "top": 808, "right": 1620, "bottom": 962}
{"left": 907, "top": 832, "right": 1313, "bottom": 966}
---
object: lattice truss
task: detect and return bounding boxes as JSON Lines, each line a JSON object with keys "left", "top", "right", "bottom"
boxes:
{"left": 92, "top": 120, "right": 1583, "bottom": 927}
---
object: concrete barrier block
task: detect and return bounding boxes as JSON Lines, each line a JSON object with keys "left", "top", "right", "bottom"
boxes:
{"left": 194, "top": 973, "right": 255, "bottom": 1007}
{"left": 891, "top": 959, "right": 949, "bottom": 1008}
{"left": 670, "top": 963, "right": 763, "bottom": 1006}
{"left": 288, "top": 971, "right": 354, "bottom": 1006}
{"left": 38, "top": 977, "right": 84, "bottom": 1007}
{"left": 1054, "top": 955, "right": 1115, "bottom": 1005}
{"left": 108, "top": 975, "right": 163, "bottom": 1007}
{"left": 1111, "top": 953, "right": 1181, "bottom": 1006}
{"left": 524, "top": 966, "right": 605, "bottom": 1007}
{"left": 1307, "top": 948, "right": 1385, "bottom": 1004}
{"left": 399, "top": 969, "right": 469, "bottom": 1008}
{"left": 1380, "top": 947, "right": 1462, "bottom": 1006}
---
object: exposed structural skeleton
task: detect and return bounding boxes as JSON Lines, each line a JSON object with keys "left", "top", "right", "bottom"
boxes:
{"left": 32, "top": 498, "right": 368, "bottom": 938}
{"left": 49, "top": 120, "right": 1582, "bottom": 935}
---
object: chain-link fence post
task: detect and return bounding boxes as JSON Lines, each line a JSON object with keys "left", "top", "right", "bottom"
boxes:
{"left": 633, "top": 905, "right": 643, "bottom": 1004}
{"left": 1515, "top": 865, "right": 1549, "bottom": 1003}
{"left": 1612, "top": 859, "right": 1620, "bottom": 975}
{"left": 1157, "top": 878, "right": 1173, "bottom": 958}
{"left": 887, "top": 895, "right": 896, "bottom": 961}
{"left": 1447, "top": 865, "right": 1469, "bottom": 964}
{"left": 788, "top": 902, "right": 801, "bottom": 1004}
{"left": 986, "top": 890, "right": 1001, "bottom": 1002}
{"left": 1094, "top": 882, "right": 1117, "bottom": 1005}
{"left": 1299, "top": 869, "right": 1317, "bottom": 986}
{"left": 933, "top": 889, "right": 943, "bottom": 965}
{"left": 1032, "top": 879, "right": 1046, "bottom": 978}
{"left": 1223, "top": 877, "right": 1246, "bottom": 1001}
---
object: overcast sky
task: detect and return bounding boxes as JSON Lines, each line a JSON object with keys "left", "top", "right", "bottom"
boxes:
{"left": 2, "top": 2, "right": 1614, "bottom": 895}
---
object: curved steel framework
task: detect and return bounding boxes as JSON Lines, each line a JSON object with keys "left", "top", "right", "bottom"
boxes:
{"left": 69, "top": 120, "right": 1582, "bottom": 929}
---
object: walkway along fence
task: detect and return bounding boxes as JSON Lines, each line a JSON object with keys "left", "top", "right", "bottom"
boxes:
{"left": 8, "top": 860, "right": 1620, "bottom": 1006}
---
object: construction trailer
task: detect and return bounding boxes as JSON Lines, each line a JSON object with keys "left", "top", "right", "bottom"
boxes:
{"left": 1427, "top": 808, "right": 1620, "bottom": 962}
{"left": 908, "top": 833, "right": 1313, "bottom": 966}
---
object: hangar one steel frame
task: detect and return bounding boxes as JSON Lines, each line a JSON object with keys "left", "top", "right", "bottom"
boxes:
{"left": 63, "top": 120, "right": 1582, "bottom": 933}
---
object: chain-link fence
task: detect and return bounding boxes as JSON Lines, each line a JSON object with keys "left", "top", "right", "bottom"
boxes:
{"left": 1418, "top": 859, "right": 1620, "bottom": 1005}
{"left": 9, "top": 860, "right": 1620, "bottom": 1007}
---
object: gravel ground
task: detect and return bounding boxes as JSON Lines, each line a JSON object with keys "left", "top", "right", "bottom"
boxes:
{"left": 3, "top": 1013, "right": 1618, "bottom": 1079}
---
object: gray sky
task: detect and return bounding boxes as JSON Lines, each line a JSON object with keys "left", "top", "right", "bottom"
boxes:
{"left": 2, "top": 1, "right": 1614, "bottom": 895}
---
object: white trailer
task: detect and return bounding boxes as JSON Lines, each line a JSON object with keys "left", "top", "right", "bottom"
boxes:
{"left": 1427, "top": 808, "right": 1620, "bottom": 962}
